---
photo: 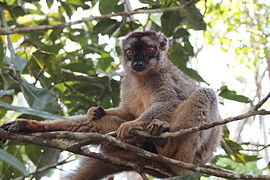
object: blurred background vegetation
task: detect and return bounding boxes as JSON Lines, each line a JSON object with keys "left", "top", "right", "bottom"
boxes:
{"left": 0, "top": 0, "right": 269, "bottom": 179}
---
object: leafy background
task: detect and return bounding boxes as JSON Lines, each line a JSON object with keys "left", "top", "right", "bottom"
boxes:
{"left": 0, "top": 0, "right": 269, "bottom": 179}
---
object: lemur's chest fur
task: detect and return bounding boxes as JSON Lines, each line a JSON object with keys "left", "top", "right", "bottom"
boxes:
{"left": 121, "top": 76, "right": 153, "bottom": 118}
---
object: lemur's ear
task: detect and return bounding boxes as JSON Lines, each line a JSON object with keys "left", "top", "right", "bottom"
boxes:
{"left": 157, "top": 32, "right": 168, "bottom": 51}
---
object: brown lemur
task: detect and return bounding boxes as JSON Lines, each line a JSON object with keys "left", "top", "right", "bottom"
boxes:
{"left": 1, "top": 31, "right": 222, "bottom": 179}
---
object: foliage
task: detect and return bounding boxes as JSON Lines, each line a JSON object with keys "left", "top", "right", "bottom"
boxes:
{"left": 0, "top": 0, "right": 268, "bottom": 179}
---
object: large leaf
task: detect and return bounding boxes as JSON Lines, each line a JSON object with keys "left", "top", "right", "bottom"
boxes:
{"left": 93, "top": 19, "right": 120, "bottom": 36}
{"left": 25, "top": 145, "right": 42, "bottom": 165}
{"left": 8, "top": 56, "right": 28, "bottom": 73}
{"left": 223, "top": 138, "right": 261, "bottom": 164}
{"left": 161, "top": 11, "right": 182, "bottom": 36}
{"left": 169, "top": 42, "right": 189, "bottom": 66}
{"left": 219, "top": 86, "right": 251, "bottom": 103}
{"left": 40, "top": 43, "right": 63, "bottom": 54}
{"left": 99, "top": 0, "right": 119, "bottom": 14}
{"left": 177, "top": 0, "right": 206, "bottom": 30}
{"left": 97, "top": 56, "right": 114, "bottom": 71}
{"left": 173, "top": 28, "right": 190, "bottom": 38}
{"left": 168, "top": 41, "right": 207, "bottom": 83}
{"left": 32, "top": 50, "right": 61, "bottom": 78}
{"left": 180, "top": 67, "right": 208, "bottom": 84}
{"left": 0, "top": 149, "right": 29, "bottom": 175}
{"left": 62, "top": 62, "right": 95, "bottom": 74}
{"left": 20, "top": 81, "right": 60, "bottom": 113}
{"left": 0, "top": 100, "right": 66, "bottom": 120}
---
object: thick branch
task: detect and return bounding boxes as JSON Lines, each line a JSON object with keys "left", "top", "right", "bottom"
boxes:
{"left": 0, "top": 129, "right": 172, "bottom": 177}
{"left": 0, "top": 0, "right": 200, "bottom": 35}
{"left": 1, "top": 129, "right": 269, "bottom": 179}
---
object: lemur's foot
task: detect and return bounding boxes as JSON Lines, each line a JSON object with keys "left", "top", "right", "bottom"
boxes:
{"left": 0, "top": 119, "right": 39, "bottom": 132}
{"left": 147, "top": 119, "right": 170, "bottom": 136}
{"left": 87, "top": 106, "right": 106, "bottom": 121}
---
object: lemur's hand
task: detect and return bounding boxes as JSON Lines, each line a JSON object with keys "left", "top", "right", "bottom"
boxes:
{"left": 87, "top": 106, "right": 106, "bottom": 121}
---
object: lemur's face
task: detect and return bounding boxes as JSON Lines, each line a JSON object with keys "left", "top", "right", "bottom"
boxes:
{"left": 122, "top": 31, "right": 168, "bottom": 74}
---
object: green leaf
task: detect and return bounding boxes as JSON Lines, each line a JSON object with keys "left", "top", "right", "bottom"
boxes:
{"left": 150, "top": 20, "right": 162, "bottom": 31}
{"left": 177, "top": 0, "right": 206, "bottom": 30}
{"left": 25, "top": 145, "right": 42, "bottom": 165}
{"left": 46, "top": 0, "right": 54, "bottom": 8}
{"left": 181, "top": 67, "right": 208, "bottom": 84}
{"left": 62, "top": 62, "right": 95, "bottom": 74}
{"left": 223, "top": 125, "right": 230, "bottom": 138}
{"left": 139, "top": 0, "right": 160, "bottom": 6}
{"left": 12, "top": 56, "right": 28, "bottom": 73}
{"left": 6, "top": 0, "right": 16, "bottom": 5}
{"left": 116, "top": 22, "right": 141, "bottom": 37}
{"left": 161, "top": 11, "right": 182, "bottom": 36}
{"left": 20, "top": 81, "right": 60, "bottom": 113}
{"left": 0, "top": 149, "right": 29, "bottom": 175}
{"left": 32, "top": 50, "right": 61, "bottom": 79}
{"left": 219, "top": 86, "right": 251, "bottom": 103}
{"left": 61, "top": 2, "right": 73, "bottom": 18}
{"left": 0, "top": 100, "right": 66, "bottom": 120}
{"left": 0, "top": 90, "right": 15, "bottom": 118}
{"left": 182, "top": 37, "right": 194, "bottom": 56}
{"left": 99, "top": 0, "right": 119, "bottom": 14}
{"left": 41, "top": 44, "right": 63, "bottom": 54}
{"left": 241, "top": 154, "right": 261, "bottom": 162}
{"left": 173, "top": 28, "right": 190, "bottom": 38}
{"left": 169, "top": 42, "right": 189, "bottom": 66}
{"left": 97, "top": 56, "right": 114, "bottom": 71}
{"left": 66, "top": 0, "right": 84, "bottom": 6}
{"left": 93, "top": 19, "right": 120, "bottom": 36}
{"left": 225, "top": 139, "right": 243, "bottom": 151}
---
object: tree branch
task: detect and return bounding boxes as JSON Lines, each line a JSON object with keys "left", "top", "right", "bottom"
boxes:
{"left": 0, "top": 0, "right": 200, "bottom": 35}
{"left": 0, "top": 129, "right": 173, "bottom": 178}
{"left": 253, "top": 92, "right": 270, "bottom": 110}
{"left": 132, "top": 92, "right": 270, "bottom": 139}
{"left": 1, "top": 129, "right": 270, "bottom": 179}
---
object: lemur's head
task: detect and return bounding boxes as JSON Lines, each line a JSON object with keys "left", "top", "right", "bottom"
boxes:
{"left": 121, "top": 31, "right": 168, "bottom": 75}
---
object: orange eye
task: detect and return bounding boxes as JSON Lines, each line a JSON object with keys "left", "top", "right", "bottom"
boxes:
{"left": 125, "top": 49, "right": 134, "bottom": 57}
{"left": 146, "top": 47, "right": 156, "bottom": 55}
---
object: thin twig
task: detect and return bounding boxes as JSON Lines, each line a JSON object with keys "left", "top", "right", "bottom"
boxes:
{"left": 132, "top": 109, "right": 270, "bottom": 139}
{"left": 0, "top": 7, "right": 15, "bottom": 60}
{"left": 253, "top": 92, "right": 270, "bottom": 110}
{"left": 0, "top": 0, "right": 200, "bottom": 35}
{"left": 15, "top": 157, "right": 74, "bottom": 180}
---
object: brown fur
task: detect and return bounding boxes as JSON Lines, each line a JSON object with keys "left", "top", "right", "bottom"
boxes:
{"left": 1, "top": 31, "right": 222, "bottom": 180}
